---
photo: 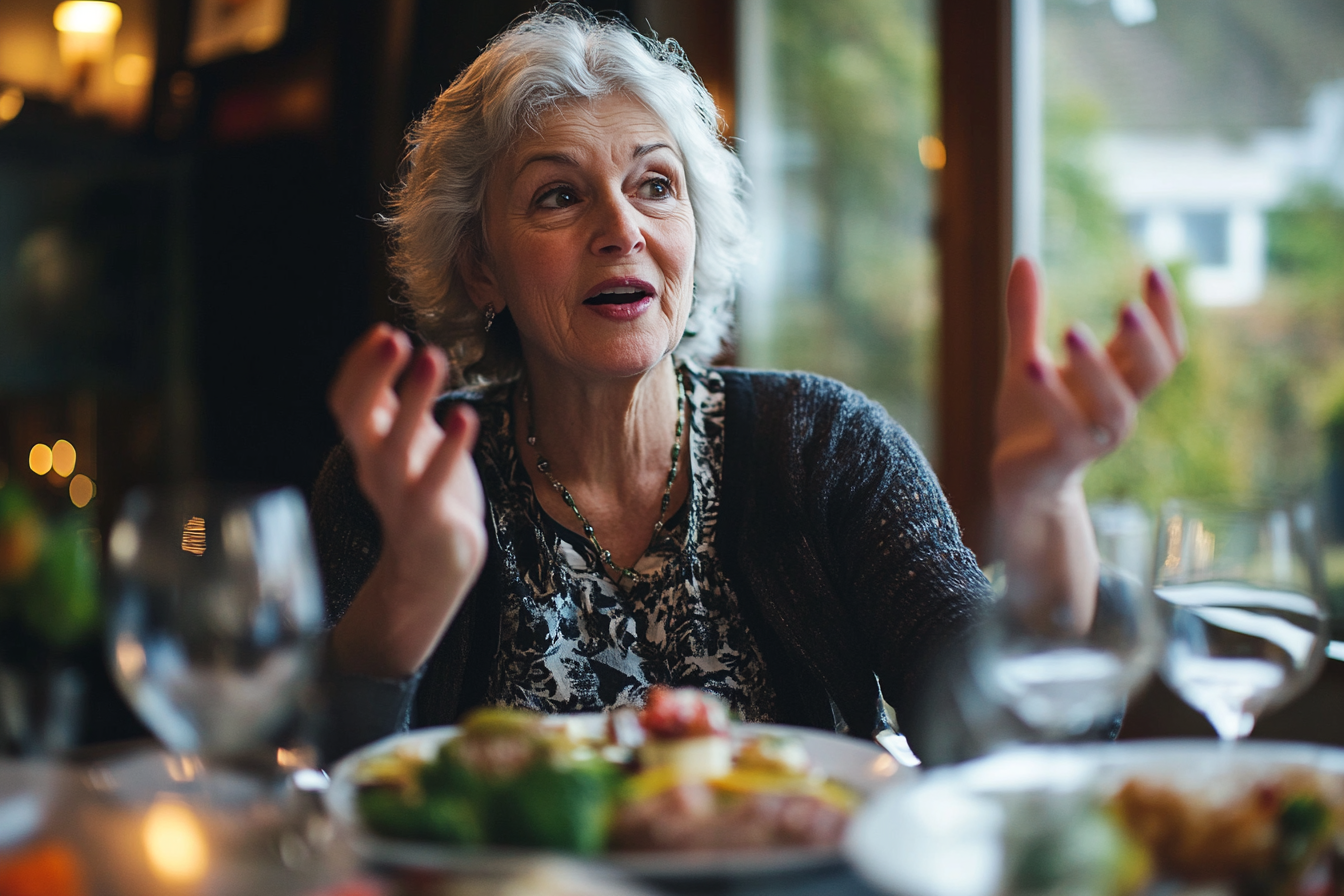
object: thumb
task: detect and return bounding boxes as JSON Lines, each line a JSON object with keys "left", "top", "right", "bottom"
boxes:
{"left": 1004, "top": 256, "right": 1046, "bottom": 363}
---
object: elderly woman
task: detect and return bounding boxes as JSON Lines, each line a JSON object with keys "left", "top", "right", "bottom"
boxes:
{"left": 313, "top": 7, "right": 1183, "bottom": 759}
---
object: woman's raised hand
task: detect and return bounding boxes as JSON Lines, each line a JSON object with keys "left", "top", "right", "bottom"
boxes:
{"left": 327, "top": 324, "right": 487, "bottom": 677}
{"left": 990, "top": 258, "right": 1184, "bottom": 627}
{"left": 993, "top": 258, "right": 1184, "bottom": 502}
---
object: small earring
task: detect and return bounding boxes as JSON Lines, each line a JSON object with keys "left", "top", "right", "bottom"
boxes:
{"left": 483, "top": 303, "right": 497, "bottom": 332}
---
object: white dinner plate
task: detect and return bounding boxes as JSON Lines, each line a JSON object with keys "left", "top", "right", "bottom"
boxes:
{"left": 845, "top": 739, "right": 1344, "bottom": 896}
{"left": 325, "top": 717, "right": 906, "bottom": 878}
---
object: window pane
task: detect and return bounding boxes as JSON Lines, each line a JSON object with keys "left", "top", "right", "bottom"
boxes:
{"left": 1033, "top": 0, "right": 1344, "bottom": 613}
{"left": 737, "top": 0, "right": 939, "bottom": 449}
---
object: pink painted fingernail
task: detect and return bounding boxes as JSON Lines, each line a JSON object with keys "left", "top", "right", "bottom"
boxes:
{"left": 1122, "top": 303, "right": 1143, "bottom": 330}
{"left": 415, "top": 350, "right": 436, "bottom": 382}
{"left": 1026, "top": 358, "right": 1046, "bottom": 383}
{"left": 1147, "top": 268, "right": 1164, "bottom": 295}
{"left": 379, "top": 335, "right": 399, "bottom": 360}
{"left": 1065, "top": 327, "right": 1088, "bottom": 352}
{"left": 445, "top": 405, "right": 465, "bottom": 436}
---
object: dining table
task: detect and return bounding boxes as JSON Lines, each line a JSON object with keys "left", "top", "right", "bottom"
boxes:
{"left": 9, "top": 648, "right": 1344, "bottom": 896}
{"left": 0, "top": 741, "right": 890, "bottom": 896}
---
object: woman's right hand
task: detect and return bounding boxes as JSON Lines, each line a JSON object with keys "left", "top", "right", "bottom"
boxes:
{"left": 327, "top": 324, "right": 487, "bottom": 677}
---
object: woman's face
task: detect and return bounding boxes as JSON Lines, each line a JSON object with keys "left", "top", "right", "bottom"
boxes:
{"left": 467, "top": 94, "right": 697, "bottom": 382}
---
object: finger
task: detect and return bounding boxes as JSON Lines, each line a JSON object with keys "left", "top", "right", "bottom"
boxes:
{"left": 1109, "top": 300, "right": 1177, "bottom": 399}
{"left": 1063, "top": 324, "right": 1137, "bottom": 451}
{"left": 1009, "top": 355, "right": 1093, "bottom": 461}
{"left": 1143, "top": 266, "right": 1187, "bottom": 358}
{"left": 1004, "top": 257, "right": 1047, "bottom": 363}
{"left": 330, "top": 325, "right": 413, "bottom": 448}
{"left": 421, "top": 403, "right": 481, "bottom": 495}
{"left": 383, "top": 347, "right": 449, "bottom": 474}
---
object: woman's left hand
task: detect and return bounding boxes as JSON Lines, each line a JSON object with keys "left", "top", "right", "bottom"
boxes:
{"left": 990, "top": 257, "right": 1185, "bottom": 625}
{"left": 992, "top": 257, "right": 1184, "bottom": 502}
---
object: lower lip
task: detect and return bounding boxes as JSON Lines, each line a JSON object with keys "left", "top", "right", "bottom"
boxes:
{"left": 585, "top": 295, "right": 655, "bottom": 321}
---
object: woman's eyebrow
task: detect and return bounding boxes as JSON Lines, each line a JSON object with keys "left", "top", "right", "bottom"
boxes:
{"left": 516, "top": 152, "right": 577, "bottom": 175}
{"left": 515, "top": 142, "right": 678, "bottom": 178}
{"left": 634, "top": 142, "right": 674, "bottom": 158}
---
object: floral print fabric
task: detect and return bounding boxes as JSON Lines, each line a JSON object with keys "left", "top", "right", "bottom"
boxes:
{"left": 477, "top": 362, "right": 778, "bottom": 722}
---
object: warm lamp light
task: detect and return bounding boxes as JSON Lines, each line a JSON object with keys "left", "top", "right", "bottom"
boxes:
{"left": 143, "top": 799, "right": 208, "bottom": 884}
{"left": 69, "top": 474, "right": 95, "bottom": 508}
{"left": 53, "top": 1, "right": 122, "bottom": 36}
{"left": 0, "top": 88, "right": 23, "bottom": 126}
{"left": 113, "top": 53, "right": 152, "bottom": 87}
{"left": 51, "top": 440, "right": 76, "bottom": 478}
{"left": 29, "top": 444, "right": 53, "bottom": 476}
{"left": 53, "top": 2, "right": 123, "bottom": 70}
{"left": 918, "top": 135, "right": 947, "bottom": 171}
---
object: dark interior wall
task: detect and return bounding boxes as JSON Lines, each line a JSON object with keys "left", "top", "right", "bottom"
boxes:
{"left": 188, "top": 0, "right": 636, "bottom": 494}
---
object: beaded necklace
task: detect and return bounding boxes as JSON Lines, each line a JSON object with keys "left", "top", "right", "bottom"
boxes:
{"left": 523, "top": 365, "right": 687, "bottom": 584}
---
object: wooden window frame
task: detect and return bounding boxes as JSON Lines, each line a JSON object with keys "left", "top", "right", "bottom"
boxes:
{"left": 704, "top": 0, "right": 1015, "bottom": 560}
{"left": 936, "top": 0, "right": 1013, "bottom": 561}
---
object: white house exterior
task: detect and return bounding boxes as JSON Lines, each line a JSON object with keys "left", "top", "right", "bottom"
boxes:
{"left": 1095, "top": 80, "right": 1344, "bottom": 306}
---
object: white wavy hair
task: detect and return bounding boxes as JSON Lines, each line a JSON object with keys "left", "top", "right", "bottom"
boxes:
{"left": 381, "top": 4, "right": 752, "bottom": 384}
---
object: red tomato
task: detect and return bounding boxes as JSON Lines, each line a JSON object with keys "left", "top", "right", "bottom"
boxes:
{"left": 639, "top": 686, "right": 729, "bottom": 739}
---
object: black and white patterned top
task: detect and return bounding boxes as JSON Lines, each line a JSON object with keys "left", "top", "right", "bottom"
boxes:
{"left": 473, "top": 362, "right": 779, "bottom": 722}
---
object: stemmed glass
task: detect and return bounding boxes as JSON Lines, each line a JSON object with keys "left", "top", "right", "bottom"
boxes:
{"left": 971, "top": 502, "right": 1163, "bottom": 740}
{"left": 106, "top": 485, "right": 325, "bottom": 779}
{"left": 1154, "top": 500, "right": 1329, "bottom": 742}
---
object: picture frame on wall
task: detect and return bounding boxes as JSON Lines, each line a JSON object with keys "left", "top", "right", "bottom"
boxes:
{"left": 186, "top": 0, "right": 291, "bottom": 67}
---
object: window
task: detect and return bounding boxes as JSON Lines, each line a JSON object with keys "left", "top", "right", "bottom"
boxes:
{"left": 735, "top": 0, "right": 939, "bottom": 450}
{"left": 1181, "top": 211, "right": 1228, "bottom": 268}
{"left": 1021, "top": 0, "right": 1344, "bottom": 615}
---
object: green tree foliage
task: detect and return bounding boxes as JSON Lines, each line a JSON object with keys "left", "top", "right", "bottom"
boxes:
{"left": 761, "top": 0, "right": 937, "bottom": 440}
{"left": 1039, "top": 2, "right": 1344, "bottom": 513}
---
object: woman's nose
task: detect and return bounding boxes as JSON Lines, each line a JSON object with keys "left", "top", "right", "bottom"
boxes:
{"left": 589, "top": 192, "right": 645, "bottom": 256}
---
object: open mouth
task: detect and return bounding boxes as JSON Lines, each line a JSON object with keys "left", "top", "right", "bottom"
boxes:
{"left": 583, "top": 282, "right": 655, "bottom": 305}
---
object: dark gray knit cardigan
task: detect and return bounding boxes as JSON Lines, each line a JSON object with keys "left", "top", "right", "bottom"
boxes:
{"left": 311, "top": 369, "right": 991, "bottom": 760}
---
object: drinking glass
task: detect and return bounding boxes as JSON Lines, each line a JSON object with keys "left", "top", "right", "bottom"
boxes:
{"left": 106, "top": 485, "right": 325, "bottom": 766}
{"left": 971, "top": 503, "right": 1163, "bottom": 739}
{"left": 1154, "top": 501, "right": 1329, "bottom": 741}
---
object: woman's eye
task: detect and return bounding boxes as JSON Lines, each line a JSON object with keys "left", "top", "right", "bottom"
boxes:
{"left": 537, "top": 187, "right": 579, "bottom": 209}
{"left": 638, "top": 177, "right": 673, "bottom": 200}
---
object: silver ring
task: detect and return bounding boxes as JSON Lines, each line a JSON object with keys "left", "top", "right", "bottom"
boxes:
{"left": 1089, "top": 424, "right": 1112, "bottom": 447}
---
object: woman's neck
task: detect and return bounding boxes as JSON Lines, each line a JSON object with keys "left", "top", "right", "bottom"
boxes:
{"left": 518, "top": 354, "right": 682, "bottom": 490}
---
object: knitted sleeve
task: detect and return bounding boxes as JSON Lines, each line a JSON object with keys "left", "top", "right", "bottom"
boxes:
{"left": 748, "top": 373, "right": 991, "bottom": 731}
{"left": 309, "top": 442, "right": 381, "bottom": 628}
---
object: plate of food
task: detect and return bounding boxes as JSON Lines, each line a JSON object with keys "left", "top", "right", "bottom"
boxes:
{"left": 325, "top": 686, "right": 906, "bottom": 877}
{"left": 846, "top": 740, "right": 1344, "bottom": 896}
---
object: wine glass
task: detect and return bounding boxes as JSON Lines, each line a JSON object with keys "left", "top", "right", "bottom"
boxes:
{"left": 106, "top": 485, "right": 325, "bottom": 774}
{"left": 971, "top": 502, "right": 1163, "bottom": 740}
{"left": 1154, "top": 500, "right": 1329, "bottom": 742}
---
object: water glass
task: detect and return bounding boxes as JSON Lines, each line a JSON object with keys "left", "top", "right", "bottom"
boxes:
{"left": 1154, "top": 500, "right": 1329, "bottom": 741}
{"left": 972, "top": 503, "right": 1162, "bottom": 739}
{"left": 106, "top": 485, "right": 325, "bottom": 762}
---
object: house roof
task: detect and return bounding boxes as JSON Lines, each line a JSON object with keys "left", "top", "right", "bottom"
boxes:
{"left": 1048, "top": 0, "right": 1344, "bottom": 135}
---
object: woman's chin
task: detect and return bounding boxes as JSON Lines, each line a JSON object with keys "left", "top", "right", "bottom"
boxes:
{"left": 559, "top": 332, "right": 681, "bottom": 382}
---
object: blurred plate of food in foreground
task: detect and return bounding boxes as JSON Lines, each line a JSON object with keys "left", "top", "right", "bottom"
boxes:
{"left": 846, "top": 740, "right": 1344, "bottom": 896}
{"left": 325, "top": 687, "right": 905, "bottom": 878}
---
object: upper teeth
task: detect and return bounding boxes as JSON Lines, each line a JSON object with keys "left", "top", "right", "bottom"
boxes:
{"left": 602, "top": 286, "right": 644, "bottom": 295}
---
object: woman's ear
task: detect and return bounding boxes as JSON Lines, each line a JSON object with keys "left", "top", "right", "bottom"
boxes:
{"left": 458, "top": 245, "right": 504, "bottom": 315}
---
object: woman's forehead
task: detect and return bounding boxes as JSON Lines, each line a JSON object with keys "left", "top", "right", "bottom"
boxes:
{"left": 507, "top": 95, "right": 682, "bottom": 173}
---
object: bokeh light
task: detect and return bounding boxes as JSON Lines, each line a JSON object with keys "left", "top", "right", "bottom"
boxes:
{"left": 69, "top": 474, "right": 95, "bottom": 508}
{"left": 181, "top": 516, "right": 206, "bottom": 555}
{"left": 113, "top": 54, "right": 152, "bottom": 87}
{"left": 52, "top": 440, "right": 76, "bottom": 478}
{"left": 29, "top": 444, "right": 53, "bottom": 476}
{"left": 143, "top": 799, "right": 208, "bottom": 883}
{"left": 0, "top": 88, "right": 23, "bottom": 126}
{"left": 53, "top": 1, "right": 122, "bottom": 35}
{"left": 918, "top": 135, "right": 946, "bottom": 171}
